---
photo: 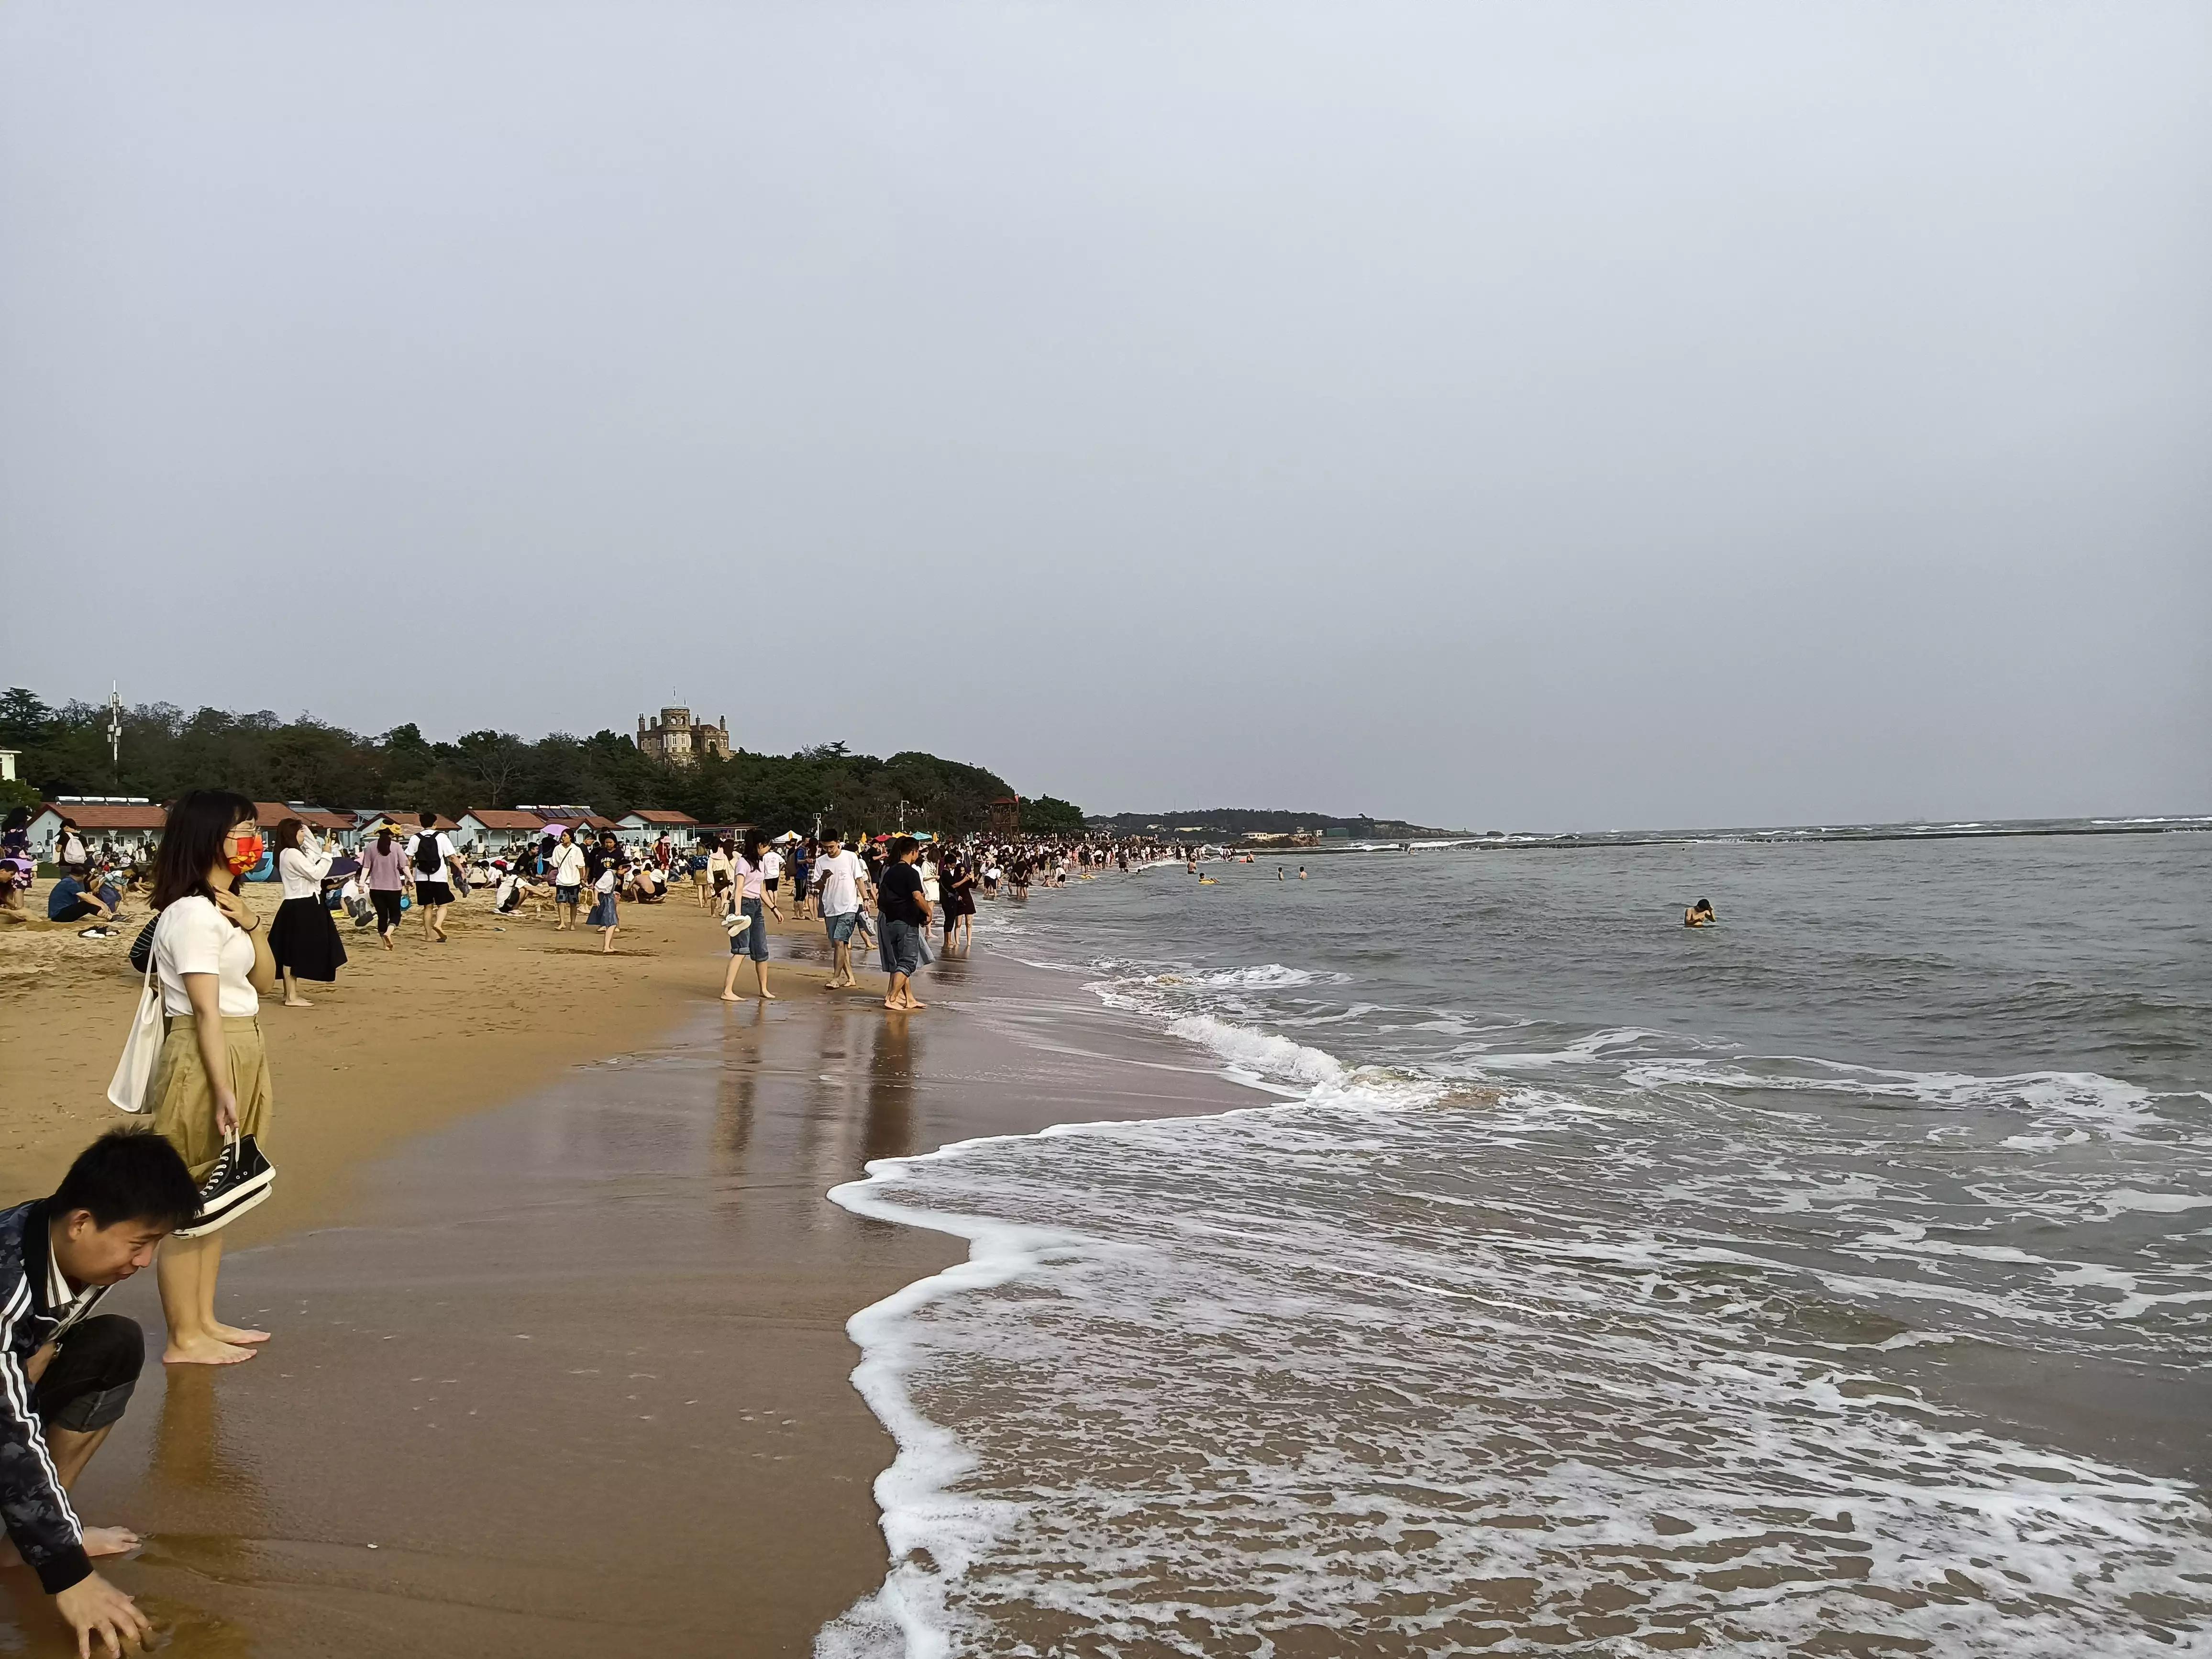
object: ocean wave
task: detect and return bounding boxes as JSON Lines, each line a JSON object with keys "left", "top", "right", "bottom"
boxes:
{"left": 818, "top": 1103, "right": 2212, "bottom": 1658}
{"left": 1619, "top": 1056, "right": 2168, "bottom": 1139}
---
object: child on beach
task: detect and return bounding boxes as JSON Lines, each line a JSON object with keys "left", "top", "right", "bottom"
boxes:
{"left": 586, "top": 832, "right": 621, "bottom": 952}
{"left": 0, "top": 1131, "right": 203, "bottom": 1659}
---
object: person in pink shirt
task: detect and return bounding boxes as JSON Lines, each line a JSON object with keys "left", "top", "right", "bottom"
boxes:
{"left": 359, "top": 822, "right": 411, "bottom": 951}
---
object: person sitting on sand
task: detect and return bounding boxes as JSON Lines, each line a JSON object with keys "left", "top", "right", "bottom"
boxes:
{"left": 0, "top": 1130, "right": 204, "bottom": 1659}
{"left": 47, "top": 871, "right": 122, "bottom": 926}
{"left": 1685, "top": 898, "right": 1717, "bottom": 928}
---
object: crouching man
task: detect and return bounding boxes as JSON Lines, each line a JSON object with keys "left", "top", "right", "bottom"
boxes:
{"left": 1, "top": 1130, "right": 201, "bottom": 1657}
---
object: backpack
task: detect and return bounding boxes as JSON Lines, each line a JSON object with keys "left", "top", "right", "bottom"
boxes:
{"left": 413, "top": 831, "right": 443, "bottom": 875}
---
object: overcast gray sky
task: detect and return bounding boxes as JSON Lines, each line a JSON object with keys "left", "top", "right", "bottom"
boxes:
{"left": 4, "top": 0, "right": 2206, "bottom": 830}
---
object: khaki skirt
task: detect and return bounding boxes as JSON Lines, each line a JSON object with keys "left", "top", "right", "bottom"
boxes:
{"left": 149, "top": 1015, "right": 273, "bottom": 1182}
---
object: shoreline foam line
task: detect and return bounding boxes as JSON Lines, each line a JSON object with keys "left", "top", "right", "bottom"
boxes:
{"left": 815, "top": 1111, "right": 1257, "bottom": 1659}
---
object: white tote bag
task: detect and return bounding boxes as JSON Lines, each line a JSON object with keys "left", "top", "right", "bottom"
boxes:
{"left": 106, "top": 930, "right": 165, "bottom": 1114}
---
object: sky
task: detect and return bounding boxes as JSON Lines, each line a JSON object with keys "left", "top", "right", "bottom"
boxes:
{"left": 3, "top": 1, "right": 2207, "bottom": 832}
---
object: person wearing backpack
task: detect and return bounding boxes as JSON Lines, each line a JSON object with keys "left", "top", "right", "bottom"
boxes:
{"left": 405, "top": 812, "right": 459, "bottom": 944}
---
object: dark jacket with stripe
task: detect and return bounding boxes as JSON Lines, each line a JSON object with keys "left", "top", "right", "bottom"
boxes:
{"left": 0, "top": 1199, "right": 101, "bottom": 1593}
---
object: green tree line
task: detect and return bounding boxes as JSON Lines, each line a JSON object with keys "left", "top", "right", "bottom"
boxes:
{"left": 0, "top": 688, "right": 1079, "bottom": 838}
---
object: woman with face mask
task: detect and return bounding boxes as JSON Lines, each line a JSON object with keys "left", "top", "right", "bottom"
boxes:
{"left": 144, "top": 790, "right": 279, "bottom": 1365}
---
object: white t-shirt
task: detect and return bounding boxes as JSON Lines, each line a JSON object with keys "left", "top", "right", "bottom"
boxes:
{"left": 815, "top": 849, "right": 865, "bottom": 916}
{"left": 407, "top": 832, "right": 458, "bottom": 885}
{"left": 553, "top": 844, "right": 588, "bottom": 885}
{"left": 760, "top": 850, "right": 782, "bottom": 881}
{"left": 154, "top": 895, "right": 259, "bottom": 1017}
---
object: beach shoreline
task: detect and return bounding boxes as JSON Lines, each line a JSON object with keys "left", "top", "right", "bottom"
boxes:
{"left": 0, "top": 876, "right": 1257, "bottom": 1654}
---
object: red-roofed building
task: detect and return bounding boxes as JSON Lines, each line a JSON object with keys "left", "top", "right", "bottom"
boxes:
{"left": 457, "top": 808, "right": 552, "bottom": 852}
{"left": 27, "top": 800, "right": 167, "bottom": 861}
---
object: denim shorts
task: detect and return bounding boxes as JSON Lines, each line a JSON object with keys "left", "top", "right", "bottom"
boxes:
{"left": 824, "top": 910, "right": 859, "bottom": 943}
{"left": 881, "top": 917, "right": 929, "bottom": 977}
{"left": 731, "top": 896, "right": 768, "bottom": 960}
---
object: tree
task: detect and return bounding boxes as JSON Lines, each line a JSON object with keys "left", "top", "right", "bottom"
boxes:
{"left": 0, "top": 688, "right": 54, "bottom": 749}
{"left": 1021, "top": 795, "right": 1087, "bottom": 834}
{"left": 454, "top": 730, "right": 532, "bottom": 807}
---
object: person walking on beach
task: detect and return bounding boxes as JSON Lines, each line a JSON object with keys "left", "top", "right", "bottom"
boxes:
{"left": 759, "top": 840, "right": 784, "bottom": 918}
{"left": 705, "top": 836, "right": 731, "bottom": 911}
{"left": 585, "top": 830, "right": 622, "bottom": 952}
{"left": 144, "top": 790, "right": 277, "bottom": 1366}
{"left": 406, "top": 813, "right": 458, "bottom": 943}
{"left": 56, "top": 818, "right": 88, "bottom": 879}
{"left": 791, "top": 839, "right": 814, "bottom": 920}
{"left": 720, "top": 829, "right": 777, "bottom": 1001}
{"left": 0, "top": 1131, "right": 203, "bottom": 1659}
{"left": 267, "top": 818, "right": 345, "bottom": 1005}
{"left": 551, "top": 829, "right": 587, "bottom": 929}
{"left": 812, "top": 831, "right": 868, "bottom": 989}
{"left": 940, "top": 848, "right": 974, "bottom": 954}
{"left": 360, "top": 821, "right": 409, "bottom": 949}
{"left": 876, "top": 835, "right": 933, "bottom": 1012}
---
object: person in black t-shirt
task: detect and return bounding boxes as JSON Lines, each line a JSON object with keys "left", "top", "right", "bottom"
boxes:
{"left": 875, "top": 836, "right": 932, "bottom": 1012}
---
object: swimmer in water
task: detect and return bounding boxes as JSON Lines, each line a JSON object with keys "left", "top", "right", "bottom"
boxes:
{"left": 1685, "top": 898, "right": 1716, "bottom": 928}
{"left": 1278, "top": 867, "right": 1285, "bottom": 881}
{"left": 1298, "top": 866, "right": 1307, "bottom": 880}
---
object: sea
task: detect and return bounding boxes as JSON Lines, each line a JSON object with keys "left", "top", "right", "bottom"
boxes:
{"left": 820, "top": 821, "right": 2212, "bottom": 1658}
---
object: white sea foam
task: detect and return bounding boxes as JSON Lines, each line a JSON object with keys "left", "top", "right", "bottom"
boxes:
{"left": 819, "top": 1101, "right": 2212, "bottom": 1657}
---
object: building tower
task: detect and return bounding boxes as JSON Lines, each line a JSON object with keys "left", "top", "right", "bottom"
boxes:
{"left": 637, "top": 707, "right": 732, "bottom": 766}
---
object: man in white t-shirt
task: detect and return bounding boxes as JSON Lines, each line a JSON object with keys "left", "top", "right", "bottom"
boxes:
{"left": 550, "top": 830, "right": 588, "bottom": 930}
{"left": 405, "top": 812, "right": 460, "bottom": 944}
{"left": 810, "top": 833, "right": 870, "bottom": 989}
{"left": 759, "top": 845, "right": 784, "bottom": 918}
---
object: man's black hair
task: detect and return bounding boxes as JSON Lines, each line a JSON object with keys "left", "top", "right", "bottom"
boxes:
{"left": 52, "top": 1131, "right": 201, "bottom": 1231}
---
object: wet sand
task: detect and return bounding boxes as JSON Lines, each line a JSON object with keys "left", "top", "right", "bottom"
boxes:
{"left": 0, "top": 896, "right": 1254, "bottom": 1655}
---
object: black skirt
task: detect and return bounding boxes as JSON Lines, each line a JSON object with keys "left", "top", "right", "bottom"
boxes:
{"left": 268, "top": 895, "right": 347, "bottom": 981}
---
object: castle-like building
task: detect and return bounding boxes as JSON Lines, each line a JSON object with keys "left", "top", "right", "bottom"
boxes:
{"left": 637, "top": 706, "right": 730, "bottom": 766}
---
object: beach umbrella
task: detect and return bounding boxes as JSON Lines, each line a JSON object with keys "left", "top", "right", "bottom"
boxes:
{"left": 326, "top": 856, "right": 361, "bottom": 880}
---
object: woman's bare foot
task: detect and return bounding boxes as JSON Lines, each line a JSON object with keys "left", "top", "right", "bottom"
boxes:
{"left": 759, "top": 990, "right": 777, "bottom": 1000}
{"left": 282, "top": 996, "right": 312, "bottom": 1007}
{"left": 81, "top": 1526, "right": 141, "bottom": 1558}
{"left": 164, "top": 1335, "right": 255, "bottom": 1366}
{"left": 719, "top": 990, "right": 742, "bottom": 1002}
{"left": 904, "top": 998, "right": 927, "bottom": 1009}
{"left": 211, "top": 1323, "right": 270, "bottom": 1344}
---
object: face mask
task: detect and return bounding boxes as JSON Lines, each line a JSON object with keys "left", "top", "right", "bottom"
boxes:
{"left": 225, "top": 833, "right": 265, "bottom": 875}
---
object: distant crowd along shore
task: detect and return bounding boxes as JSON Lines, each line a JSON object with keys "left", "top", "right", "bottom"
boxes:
{"left": 2, "top": 798, "right": 1225, "bottom": 1001}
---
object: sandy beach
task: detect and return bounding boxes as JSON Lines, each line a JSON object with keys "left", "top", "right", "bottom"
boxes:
{"left": 0, "top": 878, "right": 1253, "bottom": 1654}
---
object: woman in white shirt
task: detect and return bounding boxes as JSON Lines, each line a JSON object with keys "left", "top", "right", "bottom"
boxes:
{"left": 145, "top": 790, "right": 278, "bottom": 1367}
{"left": 266, "top": 817, "right": 345, "bottom": 1006}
